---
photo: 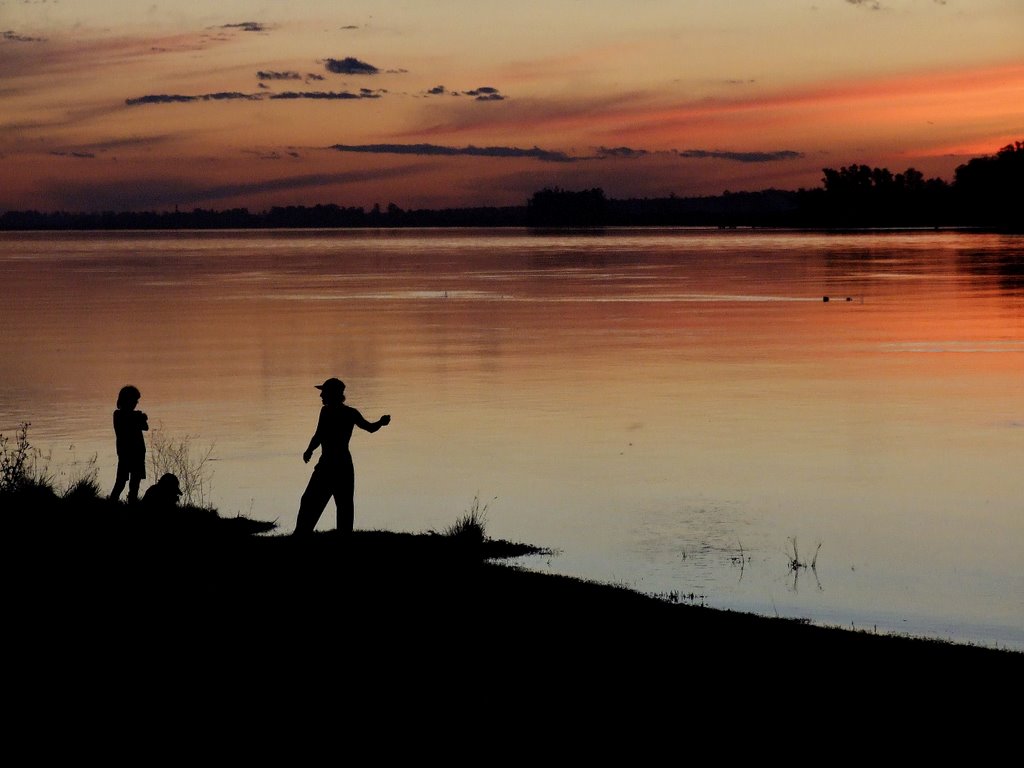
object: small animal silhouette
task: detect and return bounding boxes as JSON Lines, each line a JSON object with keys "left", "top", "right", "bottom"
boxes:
{"left": 142, "top": 473, "right": 183, "bottom": 509}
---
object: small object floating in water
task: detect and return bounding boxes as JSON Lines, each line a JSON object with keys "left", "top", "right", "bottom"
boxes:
{"left": 823, "top": 296, "right": 829, "bottom": 302}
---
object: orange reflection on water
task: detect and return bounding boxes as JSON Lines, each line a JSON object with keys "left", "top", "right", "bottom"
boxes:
{"left": 1, "top": 229, "right": 1021, "bottom": 648}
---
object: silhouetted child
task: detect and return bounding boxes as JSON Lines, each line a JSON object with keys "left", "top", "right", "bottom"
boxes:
{"left": 294, "top": 377, "right": 390, "bottom": 536}
{"left": 110, "top": 385, "right": 148, "bottom": 503}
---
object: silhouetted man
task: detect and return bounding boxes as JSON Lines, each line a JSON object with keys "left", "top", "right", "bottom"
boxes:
{"left": 293, "top": 377, "right": 390, "bottom": 536}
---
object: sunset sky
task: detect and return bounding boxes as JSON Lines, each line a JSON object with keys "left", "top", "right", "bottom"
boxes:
{"left": 1, "top": 0, "right": 1021, "bottom": 212}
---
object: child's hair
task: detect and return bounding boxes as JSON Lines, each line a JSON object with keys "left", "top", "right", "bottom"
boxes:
{"left": 116, "top": 385, "right": 141, "bottom": 409}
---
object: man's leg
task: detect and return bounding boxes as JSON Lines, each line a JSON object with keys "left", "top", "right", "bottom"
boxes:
{"left": 333, "top": 458, "right": 355, "bottom": 534}
{"left": 294, "top": 465, "right": 332, "bottom": 535}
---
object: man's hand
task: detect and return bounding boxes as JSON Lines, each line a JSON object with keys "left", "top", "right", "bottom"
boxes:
{"left": 303, "top": 449, "right": 313, "bottom": 464}
{"left": 380, "top": 414, "right": 391, "bottom": 426}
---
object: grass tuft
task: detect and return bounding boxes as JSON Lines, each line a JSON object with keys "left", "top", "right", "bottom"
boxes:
{"left": 442, "top": 494, "right": 494, "bottom": 545}
{"left": 147, "top": 423, "right": 216, "bottom": 508}
{"left": 1, "top": 422, "right": 47, "bottom": 494}
{"left": 2, "top": 422, "right": 102, "bottom": 502}
{"left": 62, "top": 474, "right": 102, "bottom": 502}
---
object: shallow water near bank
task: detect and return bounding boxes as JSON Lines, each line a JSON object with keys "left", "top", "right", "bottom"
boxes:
{"left": 1, "top": 228, "right": 1021, "bottom": 650}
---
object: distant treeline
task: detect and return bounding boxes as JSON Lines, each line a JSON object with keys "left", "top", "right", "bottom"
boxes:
{"left": 2, "top": 141, "right": 1020, "bottom": 231}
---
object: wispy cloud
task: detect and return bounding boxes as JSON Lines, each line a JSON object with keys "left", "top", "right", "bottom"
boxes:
{"left": 330, "top": 143, "right": 573, "bottom": 162}
{"left": 1, "top": 27, "right": 261, "bottom": 82}
{"left": 270, "top": 90, "right": 383, "bottom": 100}
{"left": 243, "top": 149, "right": 301, "bottom": 161}
{"left": 328, "top": 142, "right": 803, "bottom": 165}
{"left": 464, "top": 87, "right": 505, "bottom": 101}
{"left": 324, "top": 57, "right": 379, "bottom": 75}
{"left": 44, "top": 166, "right": 430, "bottom": 211}
{"left": 596, "top": 146, "right": 650, "bottom": 159}
{"left": 257, "top": 71, "right": 302, "bottom": 81}
{"left": 422, "top": 85, "right": 507, "bottom": 100}
{"left": 220, "top": 22, "right": 267, "bottom": 33}
{"left": 845, "top": 0, "right": 883, "bottom": 9}
{"left": 125, "top": 89, "right": 383, "bottom": 106}
{"left": 258, "top": 72, "right": 328, "bottom": 84}
{"left": 677, "top": 149, "right": 804, "bottom": 163}
{"left": 3, "top": 30, "right": 47, "bottom": 43}
{"left": 844, "top": 0, "right": 946, "bottom": 10}
{"left": 125, "top": 92, "right": 261, "bottom": 106}
{"left": 193, "top": 167, "right": 427, "bottom": 201}
{"left": 596, "top": 146, "right": 803, "bottom": 162}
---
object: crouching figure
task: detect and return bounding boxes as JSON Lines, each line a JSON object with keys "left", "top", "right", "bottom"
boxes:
{"left": 142, "top": 473, "right": 183, "bottom": 510}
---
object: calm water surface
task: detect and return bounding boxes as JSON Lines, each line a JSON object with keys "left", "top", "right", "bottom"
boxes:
{"left": 1, "top": 228, "right": 1021, "bottom": 650}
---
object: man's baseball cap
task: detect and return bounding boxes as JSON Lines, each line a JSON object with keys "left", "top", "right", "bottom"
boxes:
{"left": 315, "top": 377, "right": 345, "bottom": 394}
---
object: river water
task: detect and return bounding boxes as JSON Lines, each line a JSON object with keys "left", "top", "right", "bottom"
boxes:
{"left": 1, "top": 228, "right": 1021, "bottom": 650}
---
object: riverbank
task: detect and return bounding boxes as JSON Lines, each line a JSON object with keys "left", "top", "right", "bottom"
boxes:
{"left": 5, "top": 493, "right": 1020, "bottom": 757}
{"left": 8, "top": 486, "right": 1018, "bottom": 683}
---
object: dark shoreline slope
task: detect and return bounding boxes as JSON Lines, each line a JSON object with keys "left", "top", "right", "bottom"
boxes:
{"left": 6, "top": 489, "right": 1016, "bottom": 759}
{"left": 5, "top": 493, "right": 1020, "bottom": 747}
{"left": 8, "top": 491, "right": 1018, "bottom": 679}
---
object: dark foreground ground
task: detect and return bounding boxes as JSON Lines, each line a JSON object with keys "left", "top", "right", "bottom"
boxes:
{"left": 6, "top": 493, "right": 1021, "bottom": 746}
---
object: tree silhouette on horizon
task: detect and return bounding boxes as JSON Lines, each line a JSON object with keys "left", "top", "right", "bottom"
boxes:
{"left": 0, "top": 141, "right": 1019, "bottom": 231}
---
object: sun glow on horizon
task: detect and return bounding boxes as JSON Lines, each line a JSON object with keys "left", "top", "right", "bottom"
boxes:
{"left": 1, "top": 1, "right": 1021, "bottom": 210}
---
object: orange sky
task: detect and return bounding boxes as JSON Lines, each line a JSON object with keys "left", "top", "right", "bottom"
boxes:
{"left": 1, "top": 0, "right": 1021, "bottom": 211}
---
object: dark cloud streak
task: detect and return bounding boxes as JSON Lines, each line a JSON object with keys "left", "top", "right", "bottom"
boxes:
{"left": 125, "top": 90, "right": 382, "bottom": 106}
{"left": 125, "top": 92, "right": 260, "bottom": 105}
{"left": 424, "top": 85, "right": 507, "bottom": 100}
{"left": 328, "top": 143, "right": 800, "bottom": 164}
{"left": 4, "top": 30, "right": 47, "bottom": 43}
{"left": 330, "top": 143, "right": 572, "bottom": 163}
{"left": 221, "top": 22, "right": 266, "bottom": 32}
{"left": 257, "top": 71, "right": 301, "bottom": 81}
{"left": 324, "top": 57, "right": 379, "bottom": 75}
{"left": 255, "top": 71, "right": 344, "bottom": 84}
{"left": 464, "top": 86, "right": 505, "bottom": 101}
{"left": 270, "top": 90, "right": 381, "bottom": 100}
{"left": 677, "top": 149, "right": 803, "bottom": 162}
{"left": 597, "top": 146, "right": 649, "bottom": 159}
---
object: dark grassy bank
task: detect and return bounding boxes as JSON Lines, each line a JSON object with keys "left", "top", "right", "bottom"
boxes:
{"left": 6, "top": 481, "right": 1018, "bottom": 682}
{"left": 5, "top": 486, "right": 1021, "bottom": 754}
{"left": 5, "top": 491, "right": 1015, "bottom": 757}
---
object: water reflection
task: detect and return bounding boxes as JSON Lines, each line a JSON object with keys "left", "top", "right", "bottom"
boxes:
{"left": 0, "top": 228, "right": 1021, "bottom": 649}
